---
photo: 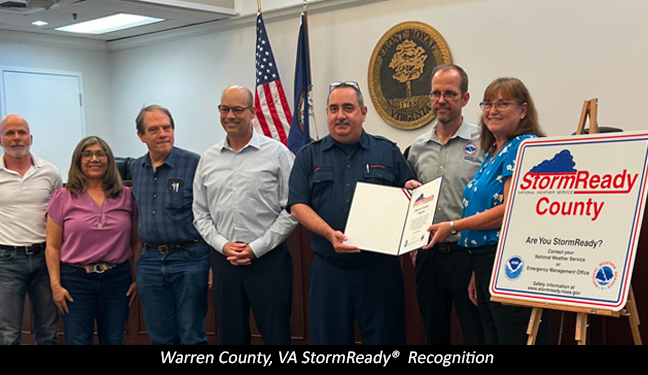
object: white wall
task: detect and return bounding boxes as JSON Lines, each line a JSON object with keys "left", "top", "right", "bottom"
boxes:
{"left": 110, "top": 0, "right": 648, "bottom": 158}
{"left": 0, "top": 34, "right": 115, "bottom": 147}
{"left": 109, "top": 26, "right": 257, "bottom": 157}
{"left": 3, "top": 0, "right": 648, "bottom": 159}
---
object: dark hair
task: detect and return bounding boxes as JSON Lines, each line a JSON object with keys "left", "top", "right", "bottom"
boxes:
{"left": 243, "top": 87, "right": 254, "bottom": 107}
{"left": 66, "top": 136, "right": 123, "bottom": 199}
{"left": 431, "top": 64, "right": 469, "bottom": 93}
{"left": 479, "top": 77, "right": 545, "bottom": 151}
{"left": 327, "top": 81, "right": 364, "bottom": 108}
{"left": 135, "top": 104, "right": 175, "bottom": 134}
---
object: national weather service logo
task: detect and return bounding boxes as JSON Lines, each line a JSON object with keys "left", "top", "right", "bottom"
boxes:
{"left": 505, "top": 256, "right": 524, "bottom": 280}
{"left": 592, "top": 261, "right": 617, "bottom": 289}
{"left": 463, "top": 142, "right": 479, "bottom": 162}
{"left": 367, "top": 21, "right": 452, "bottom": 130}
{"left": 463, "top": 142, "right": 477, "bottom": 155}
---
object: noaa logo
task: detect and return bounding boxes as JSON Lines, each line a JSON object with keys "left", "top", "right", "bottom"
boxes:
{"left": 463, "top": 142, "right": 478, "bottom": 156}
{"left": 593, "top": 261, "right": 617, "bottom": 289}
{"left": 505, "top": 256, "right": 524, "bottom": 280}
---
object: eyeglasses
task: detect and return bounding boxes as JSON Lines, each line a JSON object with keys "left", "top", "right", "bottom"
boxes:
{"left": 81, "top": 151, "right": 108, "bottom": 160}
{"left": 329, "top": 81, "right": 360, "bottom": 92}
{"left": 429, "top": 91, "right": 460, "bottom": 101}
{"left": 479, "top": 101, "right": 518, "bottom": 111}
{"left": 218, "top": 105, "right": 252, "bottom": 115}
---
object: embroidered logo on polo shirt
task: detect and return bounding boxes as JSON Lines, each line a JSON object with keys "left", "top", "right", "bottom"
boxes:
{"left": 463, "top": 142, "right": 479, "bottom": 162}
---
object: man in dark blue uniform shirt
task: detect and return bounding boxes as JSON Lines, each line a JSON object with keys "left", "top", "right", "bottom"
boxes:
{"left": 288, "top": 82, "right": 418, "bottom": 345}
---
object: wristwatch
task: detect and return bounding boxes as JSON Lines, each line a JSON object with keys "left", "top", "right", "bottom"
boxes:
{"left": 449, "top": 220, "right": 458, "bottom": 235}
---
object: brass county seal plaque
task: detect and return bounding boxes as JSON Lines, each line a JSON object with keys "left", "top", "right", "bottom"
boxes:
{"left": 368, "top": 21, "right": 452, "bottom": 130}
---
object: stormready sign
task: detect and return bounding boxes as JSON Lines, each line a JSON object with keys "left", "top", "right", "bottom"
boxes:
{"left": 491, "top": 131, "right": 648, "bottom": 311}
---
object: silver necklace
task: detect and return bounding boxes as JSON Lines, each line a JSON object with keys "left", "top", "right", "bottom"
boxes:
{"left": 87, "top": 193, "right": 106, "bottom": 229}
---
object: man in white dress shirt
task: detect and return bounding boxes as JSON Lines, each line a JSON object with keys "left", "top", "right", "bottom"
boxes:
{"left": 193, "top": 85, "right": 297, "bottom": 345}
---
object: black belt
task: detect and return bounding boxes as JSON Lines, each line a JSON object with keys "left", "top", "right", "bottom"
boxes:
{"left": 143, "top": 239, "right": 204, "bottom": 254}
{"left": 467, "top": 244, "right": 498, "bottom": 256}
{"left": 433, "top": 242, "right": 463, "bottom": 253}
{"left": 315, "top": 252, "right": 384, "bottom": 268}
{"left": 0, "top": 243, "right": 45, "bottom": 255}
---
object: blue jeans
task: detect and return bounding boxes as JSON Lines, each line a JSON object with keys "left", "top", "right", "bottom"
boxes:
{"left": 60, "top": 261, "right": 132, "bottom": 345}
{"left": 0, "top": 249, "right": 58, "bottom": 345}
{"left": 136, "top": 242, "right": 210, "bottom": 345}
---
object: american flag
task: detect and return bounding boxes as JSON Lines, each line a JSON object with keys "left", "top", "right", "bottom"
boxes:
{"left": 252, "top": 13, "right": 292, "bottom": 145}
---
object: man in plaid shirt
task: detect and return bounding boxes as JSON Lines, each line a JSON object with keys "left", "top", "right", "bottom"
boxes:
{"left": 131, "top": 105, "right": 210, "bottom": 345}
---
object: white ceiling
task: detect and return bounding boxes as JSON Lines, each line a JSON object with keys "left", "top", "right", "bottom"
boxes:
{"left": 0, "top": 0, "right": 238, "bottom": 41}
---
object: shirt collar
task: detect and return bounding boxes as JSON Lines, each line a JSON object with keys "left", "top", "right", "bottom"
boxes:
{"left": 430, "top": 118, "right": 474, "bottom": 143}
{"left": 321, "top": 131, "right": 370, "bottom": 151}
{"left": 0, "top": 153, "right": 40, "bottom": 171}
{"left": 220, "top": 128, "right": 261, "bottom": 152}
{"left": 142, "top": 147, "right": 176, "bottom": 169}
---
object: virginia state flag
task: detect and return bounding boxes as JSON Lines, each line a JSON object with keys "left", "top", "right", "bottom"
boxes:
{"left": 287, "top": 11, "right": 313, "bottom": 154}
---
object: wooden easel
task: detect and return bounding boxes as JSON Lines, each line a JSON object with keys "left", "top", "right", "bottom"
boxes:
{"left": 500, "top": 98, "right": 642, "bottom": 345}
{"left": 505, "top": 288, "right": 642, "bottom": 345}
{"left": 573, "top": 99, "right": 640, "bottom": 344}
{"left": 575, "top": 98, "right": 599, "bottom": 135}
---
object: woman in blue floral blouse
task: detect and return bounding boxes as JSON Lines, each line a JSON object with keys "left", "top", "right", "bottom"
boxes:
{"left": 425, "top": 77, "right": 549, "bottom": 345}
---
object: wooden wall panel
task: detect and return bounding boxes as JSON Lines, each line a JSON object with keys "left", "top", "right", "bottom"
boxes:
{"left": 21, "top": 223, "right": 647, "bottom": 345}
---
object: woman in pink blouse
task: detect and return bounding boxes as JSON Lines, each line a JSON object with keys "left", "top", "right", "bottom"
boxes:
{"left": 46, "top": 136, "right": 139, "bottom": 345}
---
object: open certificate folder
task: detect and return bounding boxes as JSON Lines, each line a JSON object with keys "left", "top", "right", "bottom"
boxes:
{"left": 344, "top": 177, "right": 442, "bottom": 256}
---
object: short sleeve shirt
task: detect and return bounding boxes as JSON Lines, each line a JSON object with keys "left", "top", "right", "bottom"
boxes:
{"left": 288, "top": 131, "right": 416, "bottom": 260}
{"left": 407, "top": 119, "right": 484, "bottom": 242}
{"left": 0, "top": 154, "right": 62, "bottom": 245}
{"left": 460, "top": 135, "right": 535, "bottom": 247}
{"left": 47, "top": 186, "right": 137, "bottom": 264}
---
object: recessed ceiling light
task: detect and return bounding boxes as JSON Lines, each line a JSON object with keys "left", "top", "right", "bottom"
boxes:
{"left": 31, "top": 20, "right": 49, "bottom": 27}
{"left": 55, "top": 13, "right": 164, "bottom": 35}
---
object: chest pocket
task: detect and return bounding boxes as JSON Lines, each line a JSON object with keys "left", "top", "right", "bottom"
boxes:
{"left": 311, "top": 167, "right": 334, "bottom": 209}
{"left": 363, "top": 164, "right": 395, "bottom": 185}
{"left": 164, "top": 178, "right": 189, "bottom": 210}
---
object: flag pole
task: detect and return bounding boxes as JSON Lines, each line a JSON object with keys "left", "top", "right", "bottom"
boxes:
{"left": 303, "top": 0, "right": 309, "bottom": 53}
{"left": 303, "top": 0, "right": 319, "bottom": 140}
{"left": 303, "top": 0, "right": 310, "bottom": 58}
{"left": 257, "top": 0, "right": 261, "bottom": 13}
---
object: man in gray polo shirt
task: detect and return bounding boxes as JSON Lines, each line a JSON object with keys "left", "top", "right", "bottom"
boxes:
{"left": 407, "top": 64, "right": 485, "bottom": 345}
